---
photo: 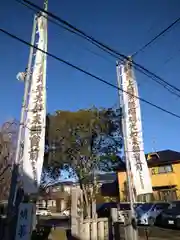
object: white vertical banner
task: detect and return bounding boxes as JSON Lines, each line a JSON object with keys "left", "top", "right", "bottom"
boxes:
{"left": 118, "top": 63, "right": 152, "bottom": 195}
{"left": 22, "top": 14, "right": 47, "bottom": 194}
{"left": 15, "top": 203, "right": 35, "bottom": 240}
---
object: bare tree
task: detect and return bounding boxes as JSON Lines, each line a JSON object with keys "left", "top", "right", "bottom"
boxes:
{"left": 0, "top": 120, "right": 18, "bottom": 201}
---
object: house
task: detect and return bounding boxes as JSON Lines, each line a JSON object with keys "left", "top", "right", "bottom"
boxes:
{"left": 37, "top": 173, "right": 118, "bottom": 210}
{"left": 117, "top": 149, "right": 180, "bottom": 202}
{"left": 88, "top": 172, "right": 117, "bottom": 187}
{"left": 37, "top": 181, "right": 77, "bottom": 211}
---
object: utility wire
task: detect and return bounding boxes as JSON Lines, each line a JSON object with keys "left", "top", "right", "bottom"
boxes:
{"left": 17, "top": 0, "right": 123, "bottom": 62}
{"left": 161, "top": 48, "right": 180, "bottom": 66}
{"left": 17, "top": 0, "right": 116, "bottom": 65}
{"left": 17, "top": 0, "right": 180, "bottom": 98}
{"left": 15, "top": 1, "right": 180, "bottom": 99}
{"left": 20, "top": 0, "right": 180, "bottom": 76}
{"left": 133, "top": 64, "right": 180, "bottom": 98}
{"left": 18, "top": 1, "right": 180, "bottom": 98}
{"left": 1, "top": 28, "right": 180, "bottom": 120}
{"left": 132, "top": 16, "right": 180, "bottom": 57}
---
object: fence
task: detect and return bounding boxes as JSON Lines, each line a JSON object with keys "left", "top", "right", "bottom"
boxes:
{"left": 70, "top": 188, "right": 139, "bottom": 240}
{"left": 79, "top": 218, "right": 109, "bottom": 240}
{"left": 70, "top": 188, "right": 109, "bottom": 239}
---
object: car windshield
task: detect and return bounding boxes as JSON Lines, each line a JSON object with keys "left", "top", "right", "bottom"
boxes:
{"left": 38, "top": 208, "right": 47, "bottom": 211}
{"left": 136, "top": 203, "right": 153, "bottom": 213}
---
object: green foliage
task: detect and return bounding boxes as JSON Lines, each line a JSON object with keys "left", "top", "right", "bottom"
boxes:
{"left": 96, "top": 192, "right": 118, "bottom": 204}
{"left": 45, "top": 107, "right": 122, "bottom": 181}
{"left": 44, "top": 107, "right": 122, "bottom": 216}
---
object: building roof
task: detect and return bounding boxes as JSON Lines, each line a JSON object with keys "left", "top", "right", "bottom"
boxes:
{"left": 47, "top": 173, "right": 117, "bottom": 189}
{"left": 146, "top": 149, "right": 180, "bottom": 166}
{"left": 89, "top": 173, "right": 117, "bottom": 183}
{"left": 117, "top": 149, "right": 180, "bottom": 172}
{"left": 50, "top": 181, "right": 77, "bottom": 188}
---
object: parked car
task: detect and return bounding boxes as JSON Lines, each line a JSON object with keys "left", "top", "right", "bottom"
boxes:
{"left": 156, "top": 202, "right": 180, "bottom": 228}
{"left": 97, "top": 202, "right": 118, "bottom": 218}
{"left": 136, "top": 202, "right": 169, "bottom": 226}
{"left": 97, "top": 202, "right": 141, "bottom": 223}
{"left": 36, "top": 207, "right": 52, "bottom": 216}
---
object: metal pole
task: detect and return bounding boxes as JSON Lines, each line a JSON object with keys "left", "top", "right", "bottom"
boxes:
{"left": 116, "top": 62, "right": 138, "bottom": 240}
{"left": 5, "top": 15, "right": 37, "bottom": 240}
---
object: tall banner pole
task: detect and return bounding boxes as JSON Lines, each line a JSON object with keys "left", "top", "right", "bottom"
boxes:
{"left": 6, "top": 1, "right": 48, "bottom": 239}
{"left": 116, "top": 63, "right": 138, "bottom": 240}
{"left": 14, "top": 1, "right": 48, "bottom": 237}
{"left": 21, "top": 3, "right": 48, "bottom": 196}
{"left": 5, "top": 16, "right": 37, "bottom": 240}
{"left": 117, "top": 59, "right": 152, "bottom": 197}
{"left": 116, "top": 58, "right": 153, "bottom": 239}
{"left": 116, "top": 62, "right": 135, "bottom": 210}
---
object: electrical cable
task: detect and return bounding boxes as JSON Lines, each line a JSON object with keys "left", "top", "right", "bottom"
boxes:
{"left": 132, "top": 64, "right": 180, "bottom": 98}
{"left": 17, "top": 0, "right": 116, "bottom": 65}
{"left": 17, "top": 0, "right": 180, "bottom": 98}
{"left": 132, "top": 16, "right": 180, "bottom": 57}
{"left": 17, "top": 0, "right": 124, "bottom": 62}
{"left": 16, "top": 0, "right": 180, "bottom": 98}
{"left": 1, "top": 27, "right": 180, "bottom": 119}
{"left": 161, "top": 48, "right": 180, "bottom": 66}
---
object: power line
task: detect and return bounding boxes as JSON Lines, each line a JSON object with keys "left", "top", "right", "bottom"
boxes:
{"left": 17, "top": 0, "right": 123, "bottom": 61}
{"left": 161, "top": 48, "right": 180, "bottom": 66}
{"left": 17, "top": 0, "right": 180, "bottom": 98}
{"left": 131, "top": 66, "right": 180, "bottom": 98}
{"left": 132, "top": 64, "right": 180, "bottom": 98}
{"left": 132, "top": 16, "right": 180, "bottom": 57}
{"left": 1, "top": 27, "right": 180, "bottom": 120}
{"left": 17, "top": 0, "right": 116, "bottom": 65}
{"left": 15, "top": 1, "right": 180, "bottom": 99}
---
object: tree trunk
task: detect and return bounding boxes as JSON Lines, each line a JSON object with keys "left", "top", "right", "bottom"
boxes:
{"left": 78, "top": 177, "right": 91, "bottom": 218}
{"left": 82, "top": 183, "right": 91, "bottom": 218}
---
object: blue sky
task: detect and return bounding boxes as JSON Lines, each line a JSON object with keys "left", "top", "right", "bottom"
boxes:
{"left": 1, "top": 0, "right": 180, "bottom": 153}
